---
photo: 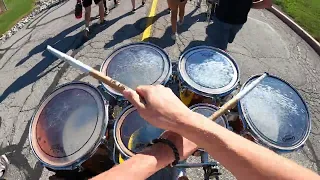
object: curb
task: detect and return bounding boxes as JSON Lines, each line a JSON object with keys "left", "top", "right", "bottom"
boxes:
{"left": 268, "top": 6, "right": 320, "bottom": 56}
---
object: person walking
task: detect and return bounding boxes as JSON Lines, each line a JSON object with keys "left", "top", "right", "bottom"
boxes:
{"left": 81, "top": 0, "right": 105, "bottom": 37}
{"left": 131, "top": 0, "right": 146, "bottom": 12}
{"left": 103, "top": 0, "right": 121, "bottom": 15}
{"left": 167, "top": 0, "right": 187, "bottom": 40}
{"left": 209, "top": 0, "right": 272, "bottom": 50}
{"left": 103, "top": 0, "right": 109, "bottom": 15}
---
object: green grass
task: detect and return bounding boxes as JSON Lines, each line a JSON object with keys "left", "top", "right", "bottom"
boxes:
{"left": 274, "top": 0, "right": 320, "bottom": 42}
{"left": 0, "top": 0, "right": 35, "bottom": 35}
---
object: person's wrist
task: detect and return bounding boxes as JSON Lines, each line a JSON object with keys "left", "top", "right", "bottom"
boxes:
{"left": 166, "top": 107, "right": 193, "bottom": 128}
{"left": 143, "top": 142, "right": 175, "bottom": 167}
{"left": 170, "top": 110, "right": 199, "bottom": 134}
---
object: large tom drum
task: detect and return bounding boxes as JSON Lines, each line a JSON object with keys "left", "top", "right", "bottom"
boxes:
{"left": 178, "top": 46, "right": 239, "bottom": 106}
{"left": 100, "top": 42, "right": 172, "bottom": 100}
{"left": 237, "top": 75, "right": 311, "bottom": 152}
{"left": 29, "top": 82, "right": 110, "bottom": 170}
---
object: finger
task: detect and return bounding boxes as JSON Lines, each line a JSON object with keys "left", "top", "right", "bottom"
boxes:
{"left": 136, "top": 85, "right": 152, "bottom": 99}
{"left": 123, "top": 89, "right": 146, "bottom": 109}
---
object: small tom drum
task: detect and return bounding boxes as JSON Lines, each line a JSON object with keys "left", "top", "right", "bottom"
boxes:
{"left": 100, "top": 42, "right": 172, "bottom": 100}
{"left": 29, "top": 82, "right": 110, "bottom": 171}
{"left": 190, "top": 103, "right": 229, "bottom": 129}
{"left": 178, "top": 46, "right": 239, "bottom": 106}
{"left": 114, "top": 105, "right": 164, "bottom": 159}
{"left": 237, "top": 75, "right": 311, "bottom": 152}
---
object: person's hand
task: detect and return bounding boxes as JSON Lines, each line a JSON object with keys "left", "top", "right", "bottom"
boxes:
{"left": 123, "top": 85, "right": 192, "bottom": 132}
{"left": 160, "top": 131, "right": 197, "bottom": 160}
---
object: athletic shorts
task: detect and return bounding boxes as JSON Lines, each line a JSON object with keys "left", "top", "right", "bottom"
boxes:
{"left": 82, "top": 0, "right": 102, "bottom": 8}
{"left": 209, "top": 16, "right": 244, "bottom": 50}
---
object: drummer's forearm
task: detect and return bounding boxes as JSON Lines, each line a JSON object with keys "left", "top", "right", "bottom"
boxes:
{"left": 175, "top": 112, "right": 318, "bottom": 180}
{"left": 91, "top": 143, "right": 174, "bottom": 180}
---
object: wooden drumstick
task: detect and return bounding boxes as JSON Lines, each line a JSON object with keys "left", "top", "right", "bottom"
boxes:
{"left": 47, "top": 45, "right": 129, "bottom": 94}
{"left": 209, "top": 73, "right": 268, "bottom": 121}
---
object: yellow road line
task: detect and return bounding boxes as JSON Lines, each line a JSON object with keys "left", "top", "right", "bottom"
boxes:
{"left": 141, "top": 0, "right": 158, "bottom": 41}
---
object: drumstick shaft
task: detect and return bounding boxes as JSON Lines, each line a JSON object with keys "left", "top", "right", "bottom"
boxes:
{"left": 47, "top": 45, "right": 129, "bottom": 93}
{"left": 209, "top": 73, "right": 268, "bottom": 121}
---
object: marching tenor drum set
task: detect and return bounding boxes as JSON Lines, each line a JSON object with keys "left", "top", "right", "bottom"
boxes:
{"left": 29, "top": 42, "right": 311, "bottom": 180}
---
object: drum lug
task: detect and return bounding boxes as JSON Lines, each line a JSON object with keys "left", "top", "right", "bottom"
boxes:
{"left": 77, "top": 165, "right": 84, "bottom": 172}
{"left": 101, "top": 136, "right": 108, "bottom": 145}
{"left": 226, "top": 112, "right": 239, "bottom": 122}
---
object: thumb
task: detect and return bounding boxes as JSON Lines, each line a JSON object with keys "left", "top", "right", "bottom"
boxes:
{"left": 123, "top": 88, "right": 146, "bottom": 110}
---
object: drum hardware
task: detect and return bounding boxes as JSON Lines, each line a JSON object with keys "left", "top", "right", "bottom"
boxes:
{"left": 226, "top": 111, "right": 239, "bottom": 122}
{"left": 172, "top": 167, "right": 188, "bottom": 180}
{"left": 32, "top": 44, "right": 311, "bottom": 179}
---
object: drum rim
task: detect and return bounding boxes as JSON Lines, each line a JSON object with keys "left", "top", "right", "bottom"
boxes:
{"left": 100, "top": 42, "right": 172, "bottom": 98}
{"left": 238, "top": 74, "right": 311, "bottom": 151}
{"left": 189, "top": 103, "right": 229, "bottom": 128}
{"left": 114, "top": 105, "right": 137, "bottom": 158}
{"left": 178, "top": 46, "right": 240, "bottom": 96}
{"left": 29, "top": 82, "right": 108, "bottom": 169}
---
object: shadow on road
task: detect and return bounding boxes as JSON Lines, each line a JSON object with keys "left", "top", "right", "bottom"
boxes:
{"left": 104, "top": 9, "right": 169, "bottom": 49}
{"left": 0, "top": 12, "right": 131, "bottom": 104}
{"left": 144, "top": 8, "right": 206, "bottom": 49}
{"left": 0, "top": 10, "right": 132, "bottom": 180}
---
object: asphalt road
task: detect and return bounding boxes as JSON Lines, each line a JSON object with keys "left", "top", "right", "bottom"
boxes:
{"left": 0, "top": 0, "right": 319, "bottom": 179}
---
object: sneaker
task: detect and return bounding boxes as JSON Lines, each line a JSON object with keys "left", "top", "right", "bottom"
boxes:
{"left": 171, "top": 33, "right": 178, "bottom": 40}
{"left": 0, "top": 155, "right": 9, "bottom": 178}
{"left": 104, "top": 8, "right": 110, "bottom": 15}
{"left": 167, "top": 8, "right": 171, "bottom": 14}
{"left": 84, "top": 27, "right": 90, "bottom": 37}
{"left": 132, "top": 8, "right": 136, "bottom": 13}
{"left": 142, "top": 0, "right": 146, "bottom": 6}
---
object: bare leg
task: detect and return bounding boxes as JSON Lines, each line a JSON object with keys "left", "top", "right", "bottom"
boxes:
{"left": 98, "top": 1, "right": 105, "bottom": 23}
{"left": 103, "top": 0, "right": 107, "bottom": 10}
{"left": 85, "top": 6, "right": 91, "bottom": 27}
{"left": 178, "top": 0, "right": 187, "bottom": 24}
{"left": 171, "top": 10, "right": 178, "bottom": 34}
{"left": 167, "top": 0, "right": 178, "bottom": 34}
{"left": 131, "top": 0, "right": 135, "bottom": 10}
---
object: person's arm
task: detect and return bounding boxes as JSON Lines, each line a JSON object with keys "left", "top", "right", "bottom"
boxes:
{"left": 123, "top": 85, "right": 320, "bottom": 180}
{"left": 91, "top": 143, "right": 173, "bottom": 180}
{"left": 176, "top": 112, "right": 319, "bottom": 180}
{"left": 91, "top": 132, "right": 197, "bottom": 180}
{"left": 252, "top": 0, "right": 272, "bottom": 9}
